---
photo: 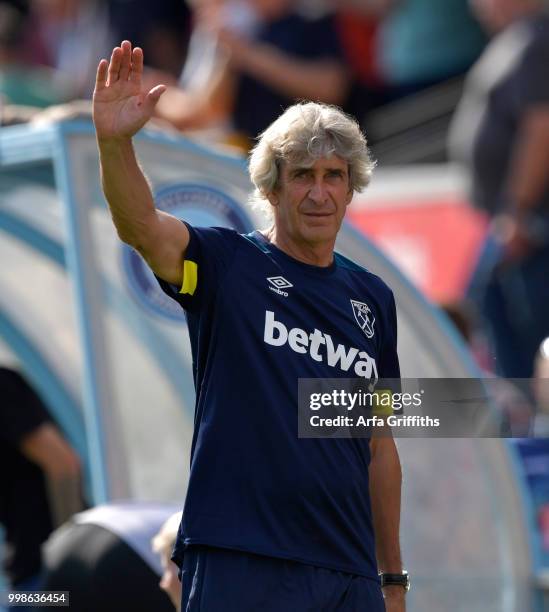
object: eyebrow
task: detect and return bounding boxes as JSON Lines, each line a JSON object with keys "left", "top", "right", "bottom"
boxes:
{"left": 289, "top": 167, "right": 347, "bottom": 176}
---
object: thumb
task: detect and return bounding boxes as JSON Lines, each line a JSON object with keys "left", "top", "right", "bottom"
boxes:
{"left": 144, "top": 84, "right": 167, "bottom": 111}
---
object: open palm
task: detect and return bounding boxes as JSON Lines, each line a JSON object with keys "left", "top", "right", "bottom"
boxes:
{"left": 93, "top": 40, "right": 166, "bottom": 141}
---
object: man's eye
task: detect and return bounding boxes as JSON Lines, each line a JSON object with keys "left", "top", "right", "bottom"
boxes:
{"left": 327, "top": 171, "right": 343, "bottom": 179}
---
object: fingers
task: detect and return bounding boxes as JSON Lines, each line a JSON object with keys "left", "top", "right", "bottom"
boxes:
{"left": 118, "top": 40, "right": 132, "bottom": 81}
{"left": 147, "top": 84, "right": 167, "bottom": 102}
{"left": 129, "top": 46, "right": 144, "bottom": 85}
{"left": 107, "top": 46, "right": 122, "bottom": 85}
{"left": 95, "top": 58, "right": 108, "bottom": 91}
{"left": 144, "top": 84, "right": 167, "bottom": 111}
{"left": 105, "top": 41, "right": 142, "bottom": 88}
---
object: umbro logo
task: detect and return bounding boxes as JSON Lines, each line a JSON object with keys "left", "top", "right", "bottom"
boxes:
{"left": 267, "top": 276, "right": 293, "bottom": 297}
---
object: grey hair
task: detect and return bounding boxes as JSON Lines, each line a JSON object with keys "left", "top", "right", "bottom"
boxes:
{"left": 248, "top": 102, "right": 375, "bottom": 219}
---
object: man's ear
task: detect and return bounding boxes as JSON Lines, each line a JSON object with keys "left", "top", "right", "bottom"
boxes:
{"left": 266, "top": 191, "right": 279, "bottom": 207}
{"left": 346, "top": 166, "right": 353, "bottom": 206}
{"left": 345, "top": 188, "right": 353, "bottom": 207}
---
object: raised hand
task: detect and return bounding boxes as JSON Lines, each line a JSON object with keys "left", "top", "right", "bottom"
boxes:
{"left": 93, "top": 40, "right": 166, "bottom": 142}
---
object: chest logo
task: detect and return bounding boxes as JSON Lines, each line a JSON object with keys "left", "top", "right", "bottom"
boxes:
{"left": 267, "top": 276, "right": 293, "bottom": 297}
{"left": 351, "top": 300, "right": 375, "bottom": 339}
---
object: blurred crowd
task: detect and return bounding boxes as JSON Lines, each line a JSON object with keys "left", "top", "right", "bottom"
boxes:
{"left": 0, "top": 0, "right": 487, "bottom": 145}
{"left": 1, "top": 0, "right": 547, "bottom": 376}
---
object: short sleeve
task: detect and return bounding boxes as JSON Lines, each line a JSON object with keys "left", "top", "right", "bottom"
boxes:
{"left": 377, "top": 291, "right": 401, "bottom": 380}
{"left": 0, "top": 368, "right": 51, "bottom": 446}
{"left": 155, "top": 222, "right": 240, "bottom": 313}
{"left": 512, "top": 29, "right": 549, "bottom": 110}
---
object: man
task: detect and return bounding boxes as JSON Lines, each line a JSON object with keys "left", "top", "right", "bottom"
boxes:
{"left": 449, "top": 0, "right": 549, "bottom": 378}
{"left": 93, "top": 40, "right": 406, "bottom": 611}
{"left": 0, "top": 368, "right": 82, "bottom": 606}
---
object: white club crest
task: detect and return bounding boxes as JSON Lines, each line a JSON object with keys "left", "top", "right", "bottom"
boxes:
{"left": 350, "top": 299, "right": 375, "bottom": 339}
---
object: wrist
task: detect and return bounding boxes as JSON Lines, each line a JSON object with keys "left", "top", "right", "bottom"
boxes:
{"left": 382, "top": 585, "right": 407, "bottom": 598}
{"left": 97, "top": 135, "right": 133, "bottom": 150}
{"left": 380, "top": 570, "right": 410, "bottom": 592}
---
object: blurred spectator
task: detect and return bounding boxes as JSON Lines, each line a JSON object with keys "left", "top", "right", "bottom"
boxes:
{"left": 375, "top": 0, "right": 486, "bottom": 99}
{"left": 42, "top": 504, "right": 177, "bottom": 611}
{"left": 151, "top": 512, "right": 183, "bottom": 611}
{"left": 177, "top": 0, "right": 251, "bottom": 94}
{"left": 449, "top": 0, "right": 549, "bottom": 377}
{"left": 29, "top": 0, "right": 114, "bottom": 99}
{"left": 107, "top": 0, "right": 191, "bottom": 77}
{"left": 153, "top": 0, "right": 349, "bottom": 149}
{"left": 0, "top": 368, "right": 82, "bottom": 605}
{"left": 441, "top": 300, "right": 534, "bottom": 436}
{"left": 0, "top": 2, "right": 69, "bottom": 107}
{"left": 440, "top": 299, "right": 492, "bottom": 370}
{"left": 152, "top": 0, "right": 237, "bottom": 142}
{"left": 330, "top": 0, "right": 388, "bottom": 122}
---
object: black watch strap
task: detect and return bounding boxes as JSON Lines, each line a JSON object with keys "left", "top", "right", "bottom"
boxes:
{"left": 380, "top": 571, "right": 410, "bottom": 591}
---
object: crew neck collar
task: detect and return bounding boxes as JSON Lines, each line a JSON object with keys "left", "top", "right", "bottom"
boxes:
{"left": 251, "top": 231, "right": 337, "bottom": 276}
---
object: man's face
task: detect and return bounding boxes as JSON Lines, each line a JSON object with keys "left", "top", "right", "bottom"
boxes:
{"left": 269, "top": 155, "right": 353, "bottom": 248}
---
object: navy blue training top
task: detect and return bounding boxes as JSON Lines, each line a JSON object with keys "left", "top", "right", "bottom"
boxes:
{"left": 156, "top": 223, "right": 400, "bottom": 580}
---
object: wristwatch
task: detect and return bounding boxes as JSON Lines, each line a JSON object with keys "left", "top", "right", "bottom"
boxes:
{"left": 380, "top": 571, "right": 410, "bottom": 591}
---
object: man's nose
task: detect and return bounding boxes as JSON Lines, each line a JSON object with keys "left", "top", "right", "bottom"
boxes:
{"left": 308, "top": 178, "right": 328, "bottom": 203}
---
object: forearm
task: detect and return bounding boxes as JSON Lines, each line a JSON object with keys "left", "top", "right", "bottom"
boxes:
{"left": 154, "top": 62, "right": 234, "bottom": 131}
{"left": 93, "top": 42, "right": 189, "bottom": 284}
{"left": 508, "top": 107, "right": 549, "bottom": 215}
{"left": 369, "top": 437, "right": 403, "bottom": 572}
{"left": 239, "top": 44, "right": 348, "bottom": 105}
{"left": 98, "top": 138, "right": 157, "bottom": 248}
{"left": 154, "top": 87, "right": 226, "bottom": 131}
{"left": 21, "top": 423, "right": 84, "bottom": 526}
{"left": 20, "top": 423, "right": 81, "bottom": 480}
